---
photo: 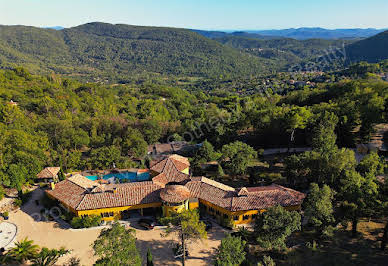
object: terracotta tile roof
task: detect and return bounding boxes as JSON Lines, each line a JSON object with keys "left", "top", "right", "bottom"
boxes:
{"left": 150, "top": 155, "right": 190, "bottom": 185}
{"left": 47, "top": 156, "right": 305, "bottom": 213}
{"left": 160, "top": 185, "right": 191, "bottom": 203}
{"left": 46, "top": 179, "right": 87, "bottom": 210}
{"left": 36, "top": 167, "right": 60, "bottom": 179}
{"left": 184, "top": 177, "right": 234, "bottom": 209}
{"left": 152, "top": 173, "right": 168, "bottom": 187}
{"left": 196, "top": 182, "right": 234, "bottom": 209}
{"left": 47, "top": 176, "right": 162, "bottom": 211}
{"left": 184, "top": 180, "right": 305, "bottom": 212}
{"left": 200, "top": 177, "right": 235, "bottom": 192}
{"left": 151, "top": 154, "right": 190, "bottom": 173}
{"left": 237, "top": 187, "right": 249, "bottom": 196}
{"left": 76, "top": 182, "right": 162, "bottom": 211}
{"left": 68, "top": 174, "right": 101, "bottom": 190}
{"left": 230, "top": 185, "right": 305, "bottom": 211}
{"left": 184, "top": 180, "right": 202, "bottom": 198}
{"left": 169, "top": 155, "right": 190, "bottom": 169}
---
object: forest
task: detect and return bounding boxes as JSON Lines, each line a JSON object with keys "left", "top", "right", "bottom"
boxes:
{"left": 1, "top": 23, "right": 387, "bottom": 84}
{"left": 0, "top": 64, "right": 386, "bottom": 191}
{"left": 0, "top": 62, "right": 387, "bottom": 265}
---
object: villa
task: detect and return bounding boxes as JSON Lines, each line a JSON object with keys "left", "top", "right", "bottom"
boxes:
{"left": 46, "top": 154, "right": 305, "bottom": 225}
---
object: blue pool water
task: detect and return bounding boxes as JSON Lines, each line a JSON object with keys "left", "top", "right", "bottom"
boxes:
{"left": 86, "top": 171, "right": 150, "bottom": 183}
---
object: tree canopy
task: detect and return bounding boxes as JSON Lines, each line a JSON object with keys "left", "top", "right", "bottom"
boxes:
{"left": 93, "top": 223, "right": 141, "bottom": 266}
{"left": 213, "top": 234, "right": 246, "bottom": 266}
{"left": 254, "top": 206, "right": 301, "bottom": 250}
{"left": 160, "top": 210, "right": 207, "bottom": 266}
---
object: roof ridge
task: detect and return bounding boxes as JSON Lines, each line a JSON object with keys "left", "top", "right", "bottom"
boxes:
{"left": 167, "top": 157, "right": 181, "bottom": 173}
{"left": 67, "top": 178, "right": 88, "bottom": 191}
{"left": 279, "top": 185, "right": 302, "bottom": 199}
{"left": 200, "top": 177, "right": 235, "bottom": 192}
{"left": 75, "top": 193, "right": 88, "bottom": 210}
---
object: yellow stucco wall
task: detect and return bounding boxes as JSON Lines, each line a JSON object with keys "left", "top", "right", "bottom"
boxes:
{"left": 163, "top": 200, "right": 190, "bottom": 216}
{"left": 163, "top": 204, "right": 185, "bottom": 216}
{"left": 189, "top": 201, "right": 199, "bottom": 210}
{"left": 199, "top": 199, "right": 301, "bottom": 225}
{"left": 77, "top": 202, "right": 162, "bottom": 221}
{"left": 181, "top": 167, "right": 189, "bottom": 175}
{"left": 199, "top": 199, "right": 259, "bottom": 225}
{"left": 48, "top": 184, "right": 301, "bottom": 224}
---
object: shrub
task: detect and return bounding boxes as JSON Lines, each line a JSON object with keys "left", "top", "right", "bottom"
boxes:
{"left": 0, "top": 185, "right": 5, "bottom": 200}
{"left": 60, "top": 211, "right": 75, "bottom": 223}
{"left": 219, "top": 217, "right": 235, "bottom": 229}
{"left": 71, "top": 215, "right": 102, "bottom": 229}
{"left": 14, "top": 198, "right": 22, "bottom": 207}
{"left": 258, "top": 255, "right": 276, "bottom": 266}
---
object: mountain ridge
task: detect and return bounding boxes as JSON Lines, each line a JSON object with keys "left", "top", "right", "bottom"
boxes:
{"left": 0, "top": 22, "right": 272, "bottom": 82}
{"left": 193, "top": 27, "right": 386, "bottom": 40}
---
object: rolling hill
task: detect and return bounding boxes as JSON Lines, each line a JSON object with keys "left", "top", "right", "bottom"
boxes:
{"left": 0, "top": 22, "right": 273, "bottom": 82}
{"left": 346, "top": 30, "right": 388, "bottom": 63}
{"left": 211, "top": 35, "right": 353, "bottom": 70}
{"left": 0, "top": 22, "right": 386, "bottom": 82}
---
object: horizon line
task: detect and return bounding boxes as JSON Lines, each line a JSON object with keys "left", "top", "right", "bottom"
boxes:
{"left": 0, "top": 22, "right": 387, "bottom": 32}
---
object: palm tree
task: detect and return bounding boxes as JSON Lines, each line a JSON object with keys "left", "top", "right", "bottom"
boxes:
{"left": 31, "top": 247, "right": 70, "bottom": 266}
{"left": 6, "top": 238, "right": 39, "bottom": 263}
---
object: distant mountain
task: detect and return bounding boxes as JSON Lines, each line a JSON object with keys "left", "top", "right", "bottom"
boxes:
{"left": 44, "top": 26, "right": 64, "bottom": 30}
{"left": 192, "top": 29, "right": 279, "bottom": 40}
{"left": 346, "top": 30, "right": 388, "bottom": 63}
{"left": 246, "top": 27, "right": 386, "bottom": 40}
{"left": 0, "top": 22, "right": 272, "bottom": 82}
{"left": 213, "top": 35, "right": 353, "bottom": 71}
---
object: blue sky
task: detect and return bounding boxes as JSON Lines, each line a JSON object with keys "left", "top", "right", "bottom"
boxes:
{"left": 1, "top": 0, "right": 387, "bottom": 29}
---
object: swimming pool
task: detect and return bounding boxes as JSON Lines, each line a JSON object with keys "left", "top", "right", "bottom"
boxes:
{"left": 86, "top": 171, "right": 150, "bottom": 183}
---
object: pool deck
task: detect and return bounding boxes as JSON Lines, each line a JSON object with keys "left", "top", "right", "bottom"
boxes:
{"left": 78, "top": 168, "right": 144, "bottom": 177}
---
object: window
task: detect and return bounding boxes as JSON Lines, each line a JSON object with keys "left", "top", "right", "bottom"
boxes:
{"left": 243, "top": 215, "right": 250, "bottom": 220}
{"left": 234, "top": 216, "right": 239, "bottom": 221}
{"left": 216, "top": 210, "right": 220, "bottom": 216}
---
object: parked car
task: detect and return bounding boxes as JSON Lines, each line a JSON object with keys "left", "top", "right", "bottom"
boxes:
{"left": 138, "top": 218, "right": 155, "bottom": 230}
{"left": 200, "top": 219, "right": 212, "bottom": 231}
